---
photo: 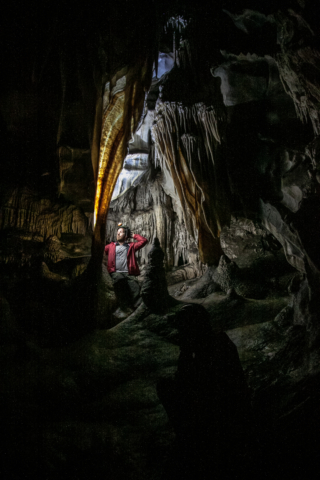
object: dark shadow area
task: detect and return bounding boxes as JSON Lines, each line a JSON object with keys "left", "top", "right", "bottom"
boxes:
{"left": 1, "top": 263, "right": 96, "bottom": 347}
{"left": 157, "top": 304, "right": 320, "bottom": 480}
{"left": 157, "top": 304, "right": 255, "bottom": 479}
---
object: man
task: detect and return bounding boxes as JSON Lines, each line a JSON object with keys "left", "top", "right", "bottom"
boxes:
{"left": 104, "top": 224, "right": 148, "bottom": 310}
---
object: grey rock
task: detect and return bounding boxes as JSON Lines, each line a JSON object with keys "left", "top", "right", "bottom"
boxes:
{"left": 274, "top": 305, "right": 294, "bottom": 329}
{"left": 179, "top": 265, "right": 220, "bottom": 299}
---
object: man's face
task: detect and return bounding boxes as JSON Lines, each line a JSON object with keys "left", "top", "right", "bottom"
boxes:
{"left": 117, "top": 228, "right": 126, "bottom": 242}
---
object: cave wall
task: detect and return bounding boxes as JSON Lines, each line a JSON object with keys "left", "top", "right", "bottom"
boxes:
{"left": 150, "top": 6, "right": 320, "bottom": 277}
{"left": 1, "top": 2, "right": 319, "bottom": 324}
{"left": 0, "top": 1, "right": 319, "bottom": 311}
{"left": 0, "top": 1, "right": 162, "bottom": 276}
{"left": 2, "top": 1, "right": 319, "bottom": 279}
{"left": 107, "top": 168, "right": 203, "bottom": 274}
{"left": 1, "top": 2, "right": 320, "bottom": 480}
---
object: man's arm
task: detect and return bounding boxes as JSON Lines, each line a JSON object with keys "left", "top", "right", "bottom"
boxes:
{"left": 132, "top": 233, "right": 148, "bottom": 251}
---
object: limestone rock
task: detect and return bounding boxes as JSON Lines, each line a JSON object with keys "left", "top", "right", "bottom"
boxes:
{"left": 213, "top": 255, "right": 270, "bottom": 299}
{"left": 1, "top": 3, "right": 320, "bottom": 478}
{"left": 112, "top": 306, "right": 134, "bottom": 321}
{"left": 58, "top": 146, "right": 95, "bottom": 213}
{"left": 141, "top": 238, "right": 170, "bottom": 313}
{"left": 107, "top": 173, "right": 200, "bottom": 272}
{"left": 274, "top": 305, "right": 293, "bottom": 329}
{"left": 1, "top": 187, "right": 89, "bottom": 238}
{"left": 94, "top": 264, "right": 118, "bottom": 329}
{"left": 220, "top": 216, "right": 268, "bottom": 268}
{"left": 166, "top": 263, "right": 199, "bottom": 286}
{"left": 212, "top": 52, "right": 281, "bottom": 106}
{"left": 177, "top": 265, "right": 220, "bottom": 300}
{"left": 40, "top": 262, "right": 68, "bottom": 283}
{"left": 0, "top": 188, "right": 92, "bottom": 274}
{"left": 275, "top": 10, "right": 320, "bottom": 135}
{"left": 213, "top": 255, "right": 240, "bottom": 293}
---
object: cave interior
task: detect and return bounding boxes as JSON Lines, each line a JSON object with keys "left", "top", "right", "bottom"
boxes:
{"left": 1, "top": 0, "right": 320, "bottom": 478}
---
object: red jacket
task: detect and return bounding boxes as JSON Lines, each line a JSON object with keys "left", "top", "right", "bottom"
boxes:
{"left": 104, "top": 233, "right": 148, "bottom": 276}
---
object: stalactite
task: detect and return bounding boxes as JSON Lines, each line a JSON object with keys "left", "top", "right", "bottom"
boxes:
{"left": 152, "top": 99, "right": 228, "bottom": 264}
{"left": 0, "top": 188, "right": 89, "bottom": 240}
{"left": 106, "top": 175, "right": 200, "bottom": 272}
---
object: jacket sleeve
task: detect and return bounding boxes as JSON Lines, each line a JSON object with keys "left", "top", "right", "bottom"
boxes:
{"left": 133, "top": 233, "right": 148, "bottom": 251}
{"left": 104, "top": 244, "right": 110, "bottom": 254}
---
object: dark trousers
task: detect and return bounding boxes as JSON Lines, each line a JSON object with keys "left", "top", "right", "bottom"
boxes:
{"left": 110, "top": 272, "right": 140, "bottom": 308}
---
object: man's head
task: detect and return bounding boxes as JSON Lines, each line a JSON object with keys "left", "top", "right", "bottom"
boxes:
{"left": 117, "top": 225, "right": 130, "bottom": 243}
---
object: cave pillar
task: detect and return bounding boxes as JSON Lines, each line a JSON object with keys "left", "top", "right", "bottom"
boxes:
{"left": 91, "top": 60, "right": 153, "bottom": 267}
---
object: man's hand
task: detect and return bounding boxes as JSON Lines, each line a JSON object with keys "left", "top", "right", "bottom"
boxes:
{"left": 131, "top": 232, "right": 135, "bottom": 238}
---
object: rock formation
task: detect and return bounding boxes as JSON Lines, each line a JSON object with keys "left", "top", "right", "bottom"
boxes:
{"left": 1, "top": 1, "right": 320, "bottom": 479}
{"left": 140, "top": 237, "right": 170, "bottom": 313}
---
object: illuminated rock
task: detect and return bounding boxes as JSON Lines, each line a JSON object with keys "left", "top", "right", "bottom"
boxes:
{"left": 152, "top": 99, "right": 228, "bottom": 265}
{"left": 92, "top": 62, "right": 154, "bottom": 263}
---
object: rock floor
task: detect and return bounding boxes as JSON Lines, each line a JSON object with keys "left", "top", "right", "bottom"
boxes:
{"left": 1, "top": 275, "right": 320, "bottom": 479}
